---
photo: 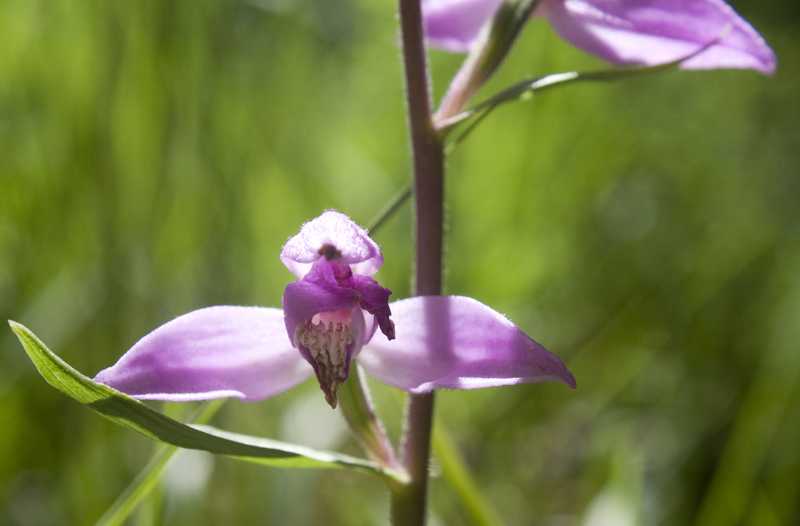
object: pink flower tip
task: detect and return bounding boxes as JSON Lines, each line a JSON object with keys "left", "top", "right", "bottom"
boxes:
{"left": 423, "top": 0, "right": 777, "bottom": 75}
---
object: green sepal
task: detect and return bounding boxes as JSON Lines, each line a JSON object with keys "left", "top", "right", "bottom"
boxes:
{"left": 9, "top": 321, "right": 404, "bottom": 482}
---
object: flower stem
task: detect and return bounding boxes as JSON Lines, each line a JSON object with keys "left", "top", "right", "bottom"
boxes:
{"left": 366, "top": 182, "right": 412, "bottom": 234}
{"left": 338, "top": 364, "right": 401, "bottom": 470}
{"left": 95, "top": 399, "right": 226, "bottom": 526}
{"left": 393, "top": 392, "right": 436, "bottom": 525}
{"left": 393, "top": 0, "right": 444, "bottom": 524}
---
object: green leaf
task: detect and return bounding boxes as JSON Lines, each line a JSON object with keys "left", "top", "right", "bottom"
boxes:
{"left": 438, "top": 25, "right": 732, "bottom": 149}
{"left": 441, "top": 62, "right": 681, "bottom": 132}
{"left": 9, "top": 321, "right": 402, "bottom": 481}
{"left": 96, "top": 443, "right": 174, "bottom": 526}
{"left": 365, "top": 182, "right": 412, "bottom": 235}
{"left": 433, "top": 0, "right": 544, "bottom": 122}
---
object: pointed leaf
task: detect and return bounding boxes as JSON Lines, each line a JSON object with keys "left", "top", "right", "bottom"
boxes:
{"left": 9, "top": 321, "right": 402, "bottom": 481}
{"left": 438, "top": 28, "right": 731, "bottom": 139}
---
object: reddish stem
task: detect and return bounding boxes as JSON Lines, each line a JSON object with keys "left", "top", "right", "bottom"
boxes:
{"left": 392, "top": 0, "right": 444, "bottom": 524}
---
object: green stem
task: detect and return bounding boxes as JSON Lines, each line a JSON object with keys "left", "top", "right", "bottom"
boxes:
{"left": 338, "top": 364, "right": 401, "bottom": 470}
{"left": 95, "top": 399, "right": 226, "bottom": 526}
{"left": 366, "top": 182, "right": 413, "bottom": 234}
{"left": 433, "top": 421, "right": 505, "bottom": 526}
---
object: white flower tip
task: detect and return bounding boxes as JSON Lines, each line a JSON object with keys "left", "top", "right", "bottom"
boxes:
{"left": 281, "top": 210, "right": 384, "bottom": 278}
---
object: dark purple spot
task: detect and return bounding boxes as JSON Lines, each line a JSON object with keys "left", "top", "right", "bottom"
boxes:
{"left": 318, "top": 244, "right": 342, "bottom": 261}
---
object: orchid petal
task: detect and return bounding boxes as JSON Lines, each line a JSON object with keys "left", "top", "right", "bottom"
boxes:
{"left": 94, "top": 306, "right": 312, "bottom": 402}
{"left": 422, "top": 0, "right": 775, "bottom": 75}
{"left": 539, "top": 0, "right": 776, "bottom": 74}
{"left": 359, "top": 296, "right": 576, "bottom": 393}
{"left": 281, "top": 210, "right": 384, "bottom": 279}
{"left": 422, "top": 0, "right": 503, "bottom": 53}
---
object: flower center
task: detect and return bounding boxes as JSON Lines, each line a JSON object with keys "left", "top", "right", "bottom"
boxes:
{"left": 294, "top": 310, "right": 353, "bottom": 408}
{"left": 318, "top": 243, "right": 342, "bottom": 261}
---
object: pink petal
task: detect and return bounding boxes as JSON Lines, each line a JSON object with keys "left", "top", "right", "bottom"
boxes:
{"left": 94, "top": 307, "right": 312, "bottom": 402}
{"left": 421, "top": 0, "right": 775, "bottom": 75}
{"left": 358, "top": 296, "right": 576, "bottom": 393}
{"left": 422, "top": 0, "right": 503, "bottom": 53}
{"left": 280, "top": 211, "right": 384, "bottom": 279}
{"left": 539, "top": 0, "right": 776, "bottom": 74}
{"left": 282, "top": 260, "right": 375, "bottom": 403}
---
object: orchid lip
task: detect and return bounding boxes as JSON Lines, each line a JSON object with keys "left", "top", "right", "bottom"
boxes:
{"left": 283, "top": 254, "right": 393, "bottom": 404}
{"left": 295, "top": 312, "right": 355, "bottom": 408}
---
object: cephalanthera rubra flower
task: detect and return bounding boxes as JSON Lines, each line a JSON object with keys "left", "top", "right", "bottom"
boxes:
{"left": 96, "top": 211, "right": 575, "bottom": 408}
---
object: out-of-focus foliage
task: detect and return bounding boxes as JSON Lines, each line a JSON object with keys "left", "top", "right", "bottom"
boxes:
{"left": 1, "top": 0, "right": 798, "bottom": 524}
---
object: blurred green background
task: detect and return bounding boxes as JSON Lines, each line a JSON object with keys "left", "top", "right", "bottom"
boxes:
{"left": 1, "top": 0, "right": 799, "bottom": 524}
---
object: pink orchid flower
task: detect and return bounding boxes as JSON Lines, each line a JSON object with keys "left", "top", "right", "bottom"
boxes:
{"left": 95, "top": 211, "right": 575, "bottom": 408}
{"left": 423, "top": 0, "right": 776, "bottom": 74}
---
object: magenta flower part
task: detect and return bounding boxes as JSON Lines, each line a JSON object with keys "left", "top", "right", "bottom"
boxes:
{"left": 423, "top": 0, "right": 504, "bottom": 53}
{"left": 95, "top": 211, "right": 575, "bottom": 408}
{"left": 422, "top": 0, "right": 776, "bottom": 74}
{"left": 94, "top": 307, "right": 310, "bottom": 402}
